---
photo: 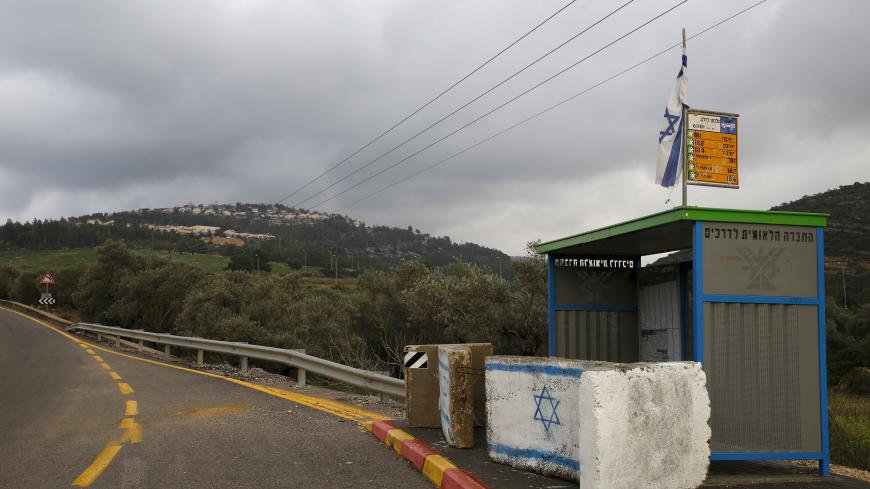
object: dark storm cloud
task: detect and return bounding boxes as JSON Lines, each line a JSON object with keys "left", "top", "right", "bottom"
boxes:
{"left": 1, "top": 0, "right": 868, "bottom": 253}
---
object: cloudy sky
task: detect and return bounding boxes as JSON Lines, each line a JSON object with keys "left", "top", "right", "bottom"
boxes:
{"left": 1, "top": 0, "right": 868, "bottom": 255}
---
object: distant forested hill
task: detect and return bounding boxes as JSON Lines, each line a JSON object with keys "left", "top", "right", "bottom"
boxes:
{"left": 772, "top": 181, "right": 870, "bottom": 261}
{"left": 0, "top": 203, "right": 512, "bottom": 277}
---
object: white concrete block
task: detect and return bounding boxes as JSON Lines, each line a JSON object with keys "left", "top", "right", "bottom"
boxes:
{"left": 485, "top": 356, "right": 710, "bottom": 488}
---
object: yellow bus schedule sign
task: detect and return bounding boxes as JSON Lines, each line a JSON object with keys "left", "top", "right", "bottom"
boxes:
{"left": 686, "top": 109, "right": 739, "bottom": 188}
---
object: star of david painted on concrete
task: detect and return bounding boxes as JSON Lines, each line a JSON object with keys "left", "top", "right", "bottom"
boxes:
{"left": 533, "top": 385, "right": 560, "bottom": 433}
{"left": 659, "top": 108, "right": 680, "bottom": 143}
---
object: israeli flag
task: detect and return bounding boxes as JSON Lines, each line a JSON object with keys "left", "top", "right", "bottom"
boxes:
{"left": 655, "top": 50, "right": 688, "bottom": 187}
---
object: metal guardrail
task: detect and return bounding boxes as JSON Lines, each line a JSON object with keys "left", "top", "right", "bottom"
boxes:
{"left": 0, "top": 300, "right": 405, "bottom": 398}
{"left": 67, "top": 322, "right": 406, "bottom": 398}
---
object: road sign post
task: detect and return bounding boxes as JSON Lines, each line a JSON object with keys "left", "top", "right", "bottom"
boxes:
{"left": 686, "top": 109, "right": 739, "bottom": 188}
{"left": 38, "top": 272, "right": 56, "bottom": 311}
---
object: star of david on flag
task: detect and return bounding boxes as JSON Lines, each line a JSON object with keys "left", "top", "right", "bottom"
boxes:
{"left": 533, "top": 385, "right": 560, "bottom": 433}
{"left": 655, "top": 49, "right": 688, "bottom": 188}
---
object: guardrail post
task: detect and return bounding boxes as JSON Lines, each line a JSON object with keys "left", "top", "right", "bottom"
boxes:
{"left": 97, "top": 333, "right": 102, "bottom": 342}
{"left": 196, "top": 349, "right": 204, "bottom": 367}
{"left": 164, "top": 344, "right": 171, "bottom": 356}
{"left": 378, "top": 371, "right": 390, "bottom": 403}
{"left": 115, "top": 335, "right": 121, "bottom": 347}
{"left": 240, "top": 356, "right": 248, "bottom": 373}
{"left": 294, "top": 349, "right": 306, "bottom": 388}
{"left": 138, "top": 339, "right": 144, "bottom": 352}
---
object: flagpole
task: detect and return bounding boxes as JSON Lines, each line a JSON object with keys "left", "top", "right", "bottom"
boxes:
{"left": 681, "top": 27, "right": 688, "bottom": 207}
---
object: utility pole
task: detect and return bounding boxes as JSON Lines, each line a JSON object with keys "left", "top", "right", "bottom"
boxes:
{"left": 680, "top": 27, "right": 688, "bottom": 207}
{"left": 335, "top": 255, "right": 339, "bottom": 285}
{"left": 303, "top": 249, "right": 307, "bottom": 274}
{"left": 256, "top": 252, "right": 260, "bottom": 287}
{"left": 841, "top": 262, "right": 848, "bottom": 309}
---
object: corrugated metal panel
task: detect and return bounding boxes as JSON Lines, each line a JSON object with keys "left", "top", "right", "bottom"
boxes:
{"left": 639, "top": 279, "right": 681, "bottom": 361}
{"left": 705, "top": 303, "right": 821, "bottom": 453}
{"left": 554, "top": 310, "right": 637, "bottom": 362}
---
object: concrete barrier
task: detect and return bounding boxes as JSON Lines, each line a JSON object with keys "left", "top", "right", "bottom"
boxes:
{"left": 404, "top": 344, "right": 441, "bottom": 428}
{"left": 438, "top": 345, "right": 474, "bottom": 448}
{"left": 485, "top": 356, "right": 710, "bottom": 488}
{"left": 406, "top": 342, "right": 492, "bottom": 431}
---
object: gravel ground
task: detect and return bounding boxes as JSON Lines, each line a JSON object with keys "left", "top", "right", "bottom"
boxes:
{"left": 791, "top": 460, "right": 870, "bottom": 483}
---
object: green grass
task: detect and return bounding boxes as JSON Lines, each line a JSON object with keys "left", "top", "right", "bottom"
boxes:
{"left": 0, "top": 248, "right": 99, "bottom": 271}
{"left": 0, "top": 248, "right": 230, "bottom": 274}
{"left": 829, "top": 391, "right": 870, "bottom": 470}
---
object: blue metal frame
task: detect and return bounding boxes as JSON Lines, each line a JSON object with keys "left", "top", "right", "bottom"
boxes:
{"left": 816, "top": 227, "right": 831, "bottom": 476}
{"left": 703, "top": 294, "right": 820, "bottom": 305}
{"left": 694, "top": 221, "right": 831, "bottom": 475}
{"left": 692, "top": 221, "right": 705, "bottom": 366}
{"left": 711, "top": 452, "right": 823, "bottom": 462}
{"left": 548, "top": 255, "right": 555, "bottom": 357}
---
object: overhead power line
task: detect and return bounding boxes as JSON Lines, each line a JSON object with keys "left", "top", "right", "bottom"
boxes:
{"left": 290, "top": 0, "right": 637, "bottom": 208}
{"left": 305, "top": 0, "right": 688, "bottom": 210}
{"left": 334, "top": 0, "right": 771, "bottom": 212}
{"left": 274, "top": 0, "right": 580, "bottom": 205}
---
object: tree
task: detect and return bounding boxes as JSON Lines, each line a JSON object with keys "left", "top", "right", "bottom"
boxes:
{"left": 105, "top": 261, "right": 205, "bottom": 333}
{"left": 74, "top": 240, "right": 145, "bottom": 322}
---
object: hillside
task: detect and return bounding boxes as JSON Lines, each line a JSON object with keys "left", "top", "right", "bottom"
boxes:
{"left": 772, "top": 182, "right": 870, "bottom": 262}
{"left": 1, "top": 203, "right": 512, "bottom": 277}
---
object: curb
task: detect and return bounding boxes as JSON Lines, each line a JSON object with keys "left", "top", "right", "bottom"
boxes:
{"left": 362, "top": 420, "right": 489, "bottom": 489}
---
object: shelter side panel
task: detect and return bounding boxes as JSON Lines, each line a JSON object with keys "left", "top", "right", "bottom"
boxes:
{"left": 554, "top": 310, "right": 638, "bottom": 363}
{"left": 702, "top": 223, "right": 817, "bottom": 297}
{"left": 704, "top": 302, "right": 821, "bottom": 453}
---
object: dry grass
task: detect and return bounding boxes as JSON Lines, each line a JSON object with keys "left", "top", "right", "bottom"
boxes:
{"left": 829, "top": 391, "right": 870, "bottom": 471}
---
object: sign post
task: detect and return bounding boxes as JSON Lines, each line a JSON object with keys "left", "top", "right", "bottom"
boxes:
{"left": 685, "top": 109, "right": 740, "bottom": 188}
{"left": 38, "top": 272, "right": 55, "bottom": 311}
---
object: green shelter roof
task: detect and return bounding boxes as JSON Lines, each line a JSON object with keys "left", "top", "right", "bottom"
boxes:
{"left": 534, "top": 206, "right": 827, "bottom": 256}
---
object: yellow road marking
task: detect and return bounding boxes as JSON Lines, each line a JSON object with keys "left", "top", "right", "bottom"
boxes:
{"left": 109, "top": 372, "right": 122, "bottom": 381}
{"left": 119, "top": 418, "right": 142, "bottom": 444}
{"left": 125, "top": 400, "right": 138, "bottom": 416}
{"left": 78, "top": 343, "right": 89, "bottom": 349}
{"left": 94, "top": 355, "right": 104, "bottom": 362}
{"left": 116, "top": 383, "right": 134, "bottom": 395}
{"left": 99, "top": 362, "right": 111, "bottom": 370}
{"left": 2, "top": 306, "right": 390, "bottom": 422}
{"left": 71, "top": 442, "right": 122, "bottom": 487}
{"left": 86, "top": 349, "right": 95, "bottom": 355}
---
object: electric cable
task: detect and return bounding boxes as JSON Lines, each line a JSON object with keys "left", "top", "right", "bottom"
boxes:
{"left": 335, "top": 0, "right": 770, "bottom": 211}
{"left": 306, "top": 0, "right": 688, "bottom": 209}
{"left": 274, "top": 0, "right": 581, "bottom": 205}
{"left": 289, "top": 0, "right": 637, "bottom": 208}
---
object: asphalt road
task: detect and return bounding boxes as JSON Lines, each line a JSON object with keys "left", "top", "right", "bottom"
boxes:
{"left": 0, "top": 307, "right": 430, "bottom": 489}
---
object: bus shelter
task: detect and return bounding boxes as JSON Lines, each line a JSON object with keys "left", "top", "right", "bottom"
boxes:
{"left": 534, "top": 206, "right": 830, "bottom": 475}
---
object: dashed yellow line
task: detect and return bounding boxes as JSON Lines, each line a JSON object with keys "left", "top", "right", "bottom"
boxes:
{"left": 119, "top": 418, "right": 142, "bottom": 444}
{"left": 2, "top": 305, "right": 390, "bottom": 422}
{"left": 125, "top": 400, "right": 138, "bottom": 416}
{"left": 0, "top": 307, "right": 143, "bottom": 489}
{"left": 71, "top": 442, "right": 122, "bottom": 487}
